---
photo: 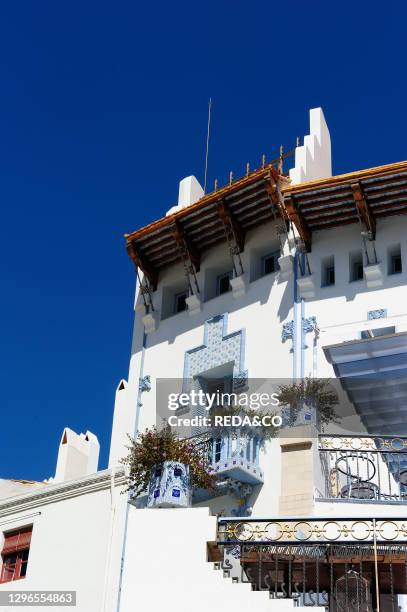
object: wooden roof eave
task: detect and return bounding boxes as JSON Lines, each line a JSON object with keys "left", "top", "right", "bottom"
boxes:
{"left": 125, "top": 159, "right": 407, "bottom": 281}
{"left": 282, "top": 160, "right": 407, "bottom": 197}
{"left": 125, "top": 163, "right": 281, "bottom": 244}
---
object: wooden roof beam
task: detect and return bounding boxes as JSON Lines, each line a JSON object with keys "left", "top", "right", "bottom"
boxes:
{"left": 126, "top": 240, "right": 158, "bottom": 290}
{"left": 264, "top": 177, "right": 290, "bottom": 230}
{"left": 351, "top": 182, "right": 376, "bottom": 239}
{"left": 217, "top": 199, "right": 245, "bottom": 252}
{"left": 284, "top": 196, "right": 312, "bottom": 252}
{"left": 171, "top": 220, "right": 201, "bottom": 271}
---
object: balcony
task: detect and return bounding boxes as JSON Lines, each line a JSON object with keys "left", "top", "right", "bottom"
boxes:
{"left": 214, "top": 516, "right": 407, "bottom": 609}
{"left": 318, "top": 434, "right": 407, "bottom": 503}
{"left": 193, "top": 432, "right": 264, "bottom": 488}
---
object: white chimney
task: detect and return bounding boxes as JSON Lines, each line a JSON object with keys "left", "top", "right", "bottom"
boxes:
{"left": 166, "top": 175, "right": 204, "bottom": 216}
{"left": 289, "top": 108, "right": 332, "bottom": 185}
{"left": 54, "top": 428, "right": 100, "bottom": 483}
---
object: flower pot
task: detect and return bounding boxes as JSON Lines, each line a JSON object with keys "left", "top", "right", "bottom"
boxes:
{"left": 283, "top": 401, "right": 319, "bottom": 428}
{"left": 147, "top": 461, "right": 191, "bottom": 509}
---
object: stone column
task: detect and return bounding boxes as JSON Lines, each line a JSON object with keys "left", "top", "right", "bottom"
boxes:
{"left": 278, "top": 425, "right": 320, "bottom": 516}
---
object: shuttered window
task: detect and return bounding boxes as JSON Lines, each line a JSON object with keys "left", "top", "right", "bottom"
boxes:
{"left": 0, "top": 527, "right": 32, "bottom": 583}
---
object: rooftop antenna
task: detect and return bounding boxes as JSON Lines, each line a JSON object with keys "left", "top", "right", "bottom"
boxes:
{"left": 203, "top": 98, "right": 212, "bottom": 194}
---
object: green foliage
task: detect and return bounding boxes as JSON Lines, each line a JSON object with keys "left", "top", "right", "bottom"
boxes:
{"left": 208, "top": 404, "right": 280, "bottom": 440}
{"left": 276, "top": 377, "right": 340, "bottom": 426}
{"left": 121, "top": 426, "right": 216, "bottom": 499}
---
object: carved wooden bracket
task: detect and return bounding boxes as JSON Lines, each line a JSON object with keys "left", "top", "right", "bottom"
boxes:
{"left": 351, "top": 182, "right": 376, "bottom": 240}
{"left": 217, "top": 199, "right": 245, "bottom": 253}
{"left": 171, "top": 219, "right": 200, "bottom": 272}
{"left": 126, "top": 241, "right": 158, "bottom": 290}
{"left": 284, "top": 196, "right": 312, "bottom": 252}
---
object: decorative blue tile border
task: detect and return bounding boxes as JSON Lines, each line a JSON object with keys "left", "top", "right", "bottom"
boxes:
{"left": 368, "top": 308, "right": 387, "bottom": 320}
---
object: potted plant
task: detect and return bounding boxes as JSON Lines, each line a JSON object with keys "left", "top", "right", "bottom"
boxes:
{"left": 275, "top": 377, "right": 340, "bottom": 429}
{"left": 121, "top": 425, "right": 216, "bottom": 508}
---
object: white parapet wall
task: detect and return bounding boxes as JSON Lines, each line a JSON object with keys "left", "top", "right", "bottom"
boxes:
{"left": 119, "top": 506, "right": 324, "bottom": 612}
{"left": 289, "top": 108, "right": 332, "bottom": 185}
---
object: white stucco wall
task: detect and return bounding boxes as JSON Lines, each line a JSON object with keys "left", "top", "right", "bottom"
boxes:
{"left": 119, "top": 506, "right": 324, "bottom": 612}
{"left": 109, "top": 214, "right": 407, "bottom": 518}
{"left": 0, "top": 470, "right": 127, "bottom": 612}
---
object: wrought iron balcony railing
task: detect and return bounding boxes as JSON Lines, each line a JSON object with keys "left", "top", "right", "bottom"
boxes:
{"left": 215, "top": 517, "right": 407, "bottom": 610}
{"left": 318, "top": 435, "right": 407, "bottom": 504}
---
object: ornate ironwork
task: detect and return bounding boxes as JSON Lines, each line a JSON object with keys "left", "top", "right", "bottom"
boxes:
{"left": 319, "top": 435, "right": 407, "bottom": 453}
{"left": 213, "top": 534, "right": 407, "bottom": 608}
{"left": 217, "top": 518, "right": 407, "bottom": 544}
{"left": 319, "top": 435, "right": 407, "bottom": 502}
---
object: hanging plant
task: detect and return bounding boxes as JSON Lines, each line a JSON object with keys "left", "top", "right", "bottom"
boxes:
{"left": 275, "top": 377, "right": 340, "bottom": 427}
{"left": 121, "top": 425, "right": 217, "bottom": 499}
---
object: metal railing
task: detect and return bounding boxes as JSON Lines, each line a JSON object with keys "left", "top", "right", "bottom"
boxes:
{"left": 217, "top": 517, "right": 407, "bottom": 545}
{"left": 216, "top": 517, "right": 407, "bottom": 609}
{"left": 318, "top": 435, "right": 407, "bottom": 503}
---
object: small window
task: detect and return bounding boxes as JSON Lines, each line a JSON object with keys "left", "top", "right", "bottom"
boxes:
{"left": 326, "top": 266, "right": 335, "bottom": 286}
{"left": 322, "top": 256, "right": 335, "bottom": 287}
{"left": 349, "top": 250, "right": 364, "bottom": 282}
{"left": 216, "top": 271, "right": 232, "bottom": 296}
{"left": 391, "top": 254, "right": 402, "bottom": 275}
{"left": 0, "top": 527, "right": 32, "bottom": 584}
{"left": 262, "top": 251, "right": 280, "bottom": 276}
{"left": 174, "top": 291, "right": 188, "bottom": 314}
{"left": 354, "top": 262, "right": 364, "bottom": 281}
{"left": 388, "top": 244, "right": 402, "bottom": 275}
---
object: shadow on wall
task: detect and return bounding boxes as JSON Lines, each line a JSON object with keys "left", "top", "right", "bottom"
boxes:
{"left": 134, "top": 266, "right": 293, "bottom": 351}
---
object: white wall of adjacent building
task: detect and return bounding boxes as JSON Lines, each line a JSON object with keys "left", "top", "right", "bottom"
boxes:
{"left": 0, "top": 471, "right": 127, "bottom": 612}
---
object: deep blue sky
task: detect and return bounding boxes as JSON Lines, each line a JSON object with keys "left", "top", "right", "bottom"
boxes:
{"left": 1, "top": 1, "right": 406, "bottom": 481}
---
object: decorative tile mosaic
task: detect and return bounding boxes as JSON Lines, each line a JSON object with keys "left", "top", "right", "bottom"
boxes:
{"left": 183, "top": 314, "right": 247, "bottom": 431}
{"left": 302, "top": 316, "right": 317, "bottom": 334}
{"left": 368, "top": 308, "right": 387, "bottom": 320}
{"left": 184, "top": 314, "right": 246, "bottom": 383}
{"left": 282, "top": 320, "right": 294, "bottom": 342}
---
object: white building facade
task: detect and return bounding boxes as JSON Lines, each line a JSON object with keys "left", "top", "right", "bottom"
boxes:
{"left": 1, "top": 108, "right": 407, "bottom": 611}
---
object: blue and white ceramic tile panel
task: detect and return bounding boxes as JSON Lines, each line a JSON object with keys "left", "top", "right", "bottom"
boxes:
{"left": 368, "top": 308, "right": 387, "bottom": 320}
{"left": 182, "top": 314, "right": 247, "bottom": 432}
{"left": 183, "top": 313, "right": 246, "bottom": 386}
{"left": 282, "top": 320, "right": 294, "bottom": 342}
{"left": 182, "top": 314, "right": 264, "bottom": 485}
